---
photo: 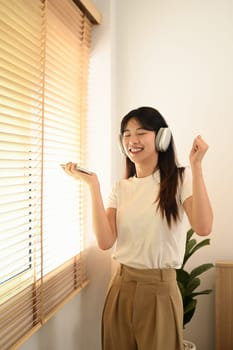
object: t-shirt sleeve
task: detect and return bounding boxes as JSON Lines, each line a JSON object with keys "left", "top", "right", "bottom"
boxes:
{"left": 106, "top": 181, "right": 118, "bottom": 208}
{"left": 180, "top": 167, "right": 192, "bottom": 204}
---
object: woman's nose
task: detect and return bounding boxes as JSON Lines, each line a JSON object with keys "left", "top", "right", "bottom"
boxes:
{"left": 129, "top": 135, "right": 140, "bottom": 143}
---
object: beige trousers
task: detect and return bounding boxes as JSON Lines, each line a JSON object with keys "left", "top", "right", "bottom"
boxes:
{"left": 102, "top": 264, "right": 183, "bottom": 350}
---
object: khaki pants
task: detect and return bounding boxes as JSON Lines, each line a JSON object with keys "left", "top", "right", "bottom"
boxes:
{"left": 102, "top": 264, "right": 183, "bottom": 350}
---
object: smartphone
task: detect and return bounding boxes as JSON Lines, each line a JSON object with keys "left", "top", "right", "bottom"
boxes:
{"left": 60, "top": 164, "right": 92, "bottom": 175}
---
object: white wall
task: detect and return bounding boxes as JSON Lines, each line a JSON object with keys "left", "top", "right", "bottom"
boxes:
{"left": 113, "top": 1, "right": 233, "bottom": 349}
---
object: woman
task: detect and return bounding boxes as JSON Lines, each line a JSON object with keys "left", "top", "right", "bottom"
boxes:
{"left": 64, "top": 106, "right": 213, "bottom": 350}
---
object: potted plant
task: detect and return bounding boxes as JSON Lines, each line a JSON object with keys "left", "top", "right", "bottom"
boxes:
{"left": 176, "top": 228, "right": 214, "bottom": 350}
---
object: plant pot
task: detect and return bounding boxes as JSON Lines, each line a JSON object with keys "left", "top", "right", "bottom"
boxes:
{"left": 183, "top": 340, "right": 196, "bottom": 349}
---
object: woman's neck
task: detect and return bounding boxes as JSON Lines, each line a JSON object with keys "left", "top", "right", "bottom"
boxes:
{"left": 135, "top": 162, "right": 158, "bottom": 178}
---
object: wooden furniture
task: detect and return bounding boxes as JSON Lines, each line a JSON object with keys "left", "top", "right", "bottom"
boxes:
{"left": 215, "top": 261, "right": 233, "bottom": 350}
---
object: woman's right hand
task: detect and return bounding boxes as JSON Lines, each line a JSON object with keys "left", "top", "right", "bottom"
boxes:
{"left": 63, "top": 162, "right": 98, "bottom": 187}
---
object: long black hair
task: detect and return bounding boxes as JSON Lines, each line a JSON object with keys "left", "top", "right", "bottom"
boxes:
{"left": 120, "top": 106, "right": 185, "bottom": 227}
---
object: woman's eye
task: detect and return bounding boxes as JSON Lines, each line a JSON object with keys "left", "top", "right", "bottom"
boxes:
{"left": 122, "top": 131, "right": 147, "bottom": 138}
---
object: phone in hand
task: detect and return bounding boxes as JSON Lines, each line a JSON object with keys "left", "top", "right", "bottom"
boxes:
{"left": 60, "top": 164, "right": 92, "bottom": 175}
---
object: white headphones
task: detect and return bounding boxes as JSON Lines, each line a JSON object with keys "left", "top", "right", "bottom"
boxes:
{"left": 155, "top": 127, "right": 172, "bottom": 152}
{"left": 118, "top": 127, "right": 172, "bottom": 155}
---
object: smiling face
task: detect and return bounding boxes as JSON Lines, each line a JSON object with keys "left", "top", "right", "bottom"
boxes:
{"left": 122, "top": 118, "right": 158, "bottom": 171}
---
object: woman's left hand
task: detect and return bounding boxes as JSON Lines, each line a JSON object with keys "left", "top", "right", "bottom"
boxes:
{"left": 189, "top": 135, "right": 209, "bottom": 167}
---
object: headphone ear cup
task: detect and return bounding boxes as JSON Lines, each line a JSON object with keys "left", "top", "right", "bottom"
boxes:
{"left": 118, "top": 134, "right": 126, "bottom": 155}
{"left": 155, "top": 128, "right": 172, "bottom": 152}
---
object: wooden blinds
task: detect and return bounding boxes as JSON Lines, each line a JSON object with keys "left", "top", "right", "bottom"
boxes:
{"left": 0, "top": 0, "right": 100, "bottom": 349}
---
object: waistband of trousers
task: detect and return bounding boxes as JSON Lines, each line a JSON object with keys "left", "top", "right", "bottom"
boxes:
{"left": 117, "top": 264, "right": 176, "bottom": 282}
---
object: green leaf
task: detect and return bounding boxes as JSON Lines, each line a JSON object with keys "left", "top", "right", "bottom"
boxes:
{"left": 190, "top": 289, "right": 213, "bottom": 297}
{"left": 182, "top": 231, "right": 195, "bottom": 267}
{"left": 187, "top": 228, "right": 194, "bottom": 241}
{"left": 183, "top": 307, "right": 196, "bottom": 328}
{"left": 184, "top": 299, "right": 197, "bottom": 314}
{"left": 190, "top": 263, "right": 214, "bottom": 279}
{"left": 186, "top": 277, "right": 200, "bottom": 294}
{"left": 183, "top": 299, "right": 197, "bottom": 327}
{"left": 176, "top": 269, "right": 189, "bottom": 286}
{"left": 177, "top": 281, "right": 185, "bottom": 298}
{"left": 190, "top": 238, "right": 211, "bottom": 255}
{"left": 186, "top": 239, "right": 197, "bottom": 255}
{"left": 183, "top": 238, "right": 211, "bottom": 267}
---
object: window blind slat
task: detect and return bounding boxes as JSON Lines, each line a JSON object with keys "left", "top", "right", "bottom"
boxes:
{"left": 1, "top": 57, "right": 41, "bottom": 84}
{"left": 0, "top": 45, "right": 42, "bottom": 77}
{"left": 0, "top": 1, "right": 44, "bottom": 40}
{"left": 1, "top": 67, "right": 40, "bottom": 94}
{"left": 0, "top": 142, "right": 39, "bottom": 153}
{"left": 1, "top": 96, "right": 42, "bottom": 115}
{"left": 0, "top": 35, "right": 42, "bottom": 65}
{"left": 0, "top": 295, "right": 40, "bottom": 328}
{"left": 1, "top": 78, "right": 42, "bottom": 101}
{"left": 1, "top": 16, "right": 41, "bottom": 48}
{"left": 1, "top": 87, "right": 43, "bottom": 108}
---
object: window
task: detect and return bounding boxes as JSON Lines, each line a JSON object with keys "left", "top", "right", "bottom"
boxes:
{"left": 0, "top": 0, "right": 101, "bottom": 348}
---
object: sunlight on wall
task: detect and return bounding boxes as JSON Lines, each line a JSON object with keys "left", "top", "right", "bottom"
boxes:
{"left": 85, "top": 37, "right": 112, "bottom": 244}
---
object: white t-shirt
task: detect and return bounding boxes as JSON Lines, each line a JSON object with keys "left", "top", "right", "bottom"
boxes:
{"left": 107, "top": 167, "right": 192, "bottom": 269}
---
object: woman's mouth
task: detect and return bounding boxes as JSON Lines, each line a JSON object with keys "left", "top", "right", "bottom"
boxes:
{"left": 128, "top": 147, "right": 144, "bottom": 154}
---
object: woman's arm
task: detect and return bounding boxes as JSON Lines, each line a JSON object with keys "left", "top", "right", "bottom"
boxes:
{"left": 183, "top": 136, "right": 213, "bottom": 236}
{"left": 64, "top": 163, "right": 117, "bottom": 249}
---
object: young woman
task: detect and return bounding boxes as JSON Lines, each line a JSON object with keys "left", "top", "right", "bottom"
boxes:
{"left": 64, "top": 106, "right": 213, "bottom": 350}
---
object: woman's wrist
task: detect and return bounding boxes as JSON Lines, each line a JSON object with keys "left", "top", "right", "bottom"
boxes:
{"left": 89, "top": 175, "right": 100, "bottom": 192}
{"left": 190, "top": 162, "right": 203, "bottom": 174}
